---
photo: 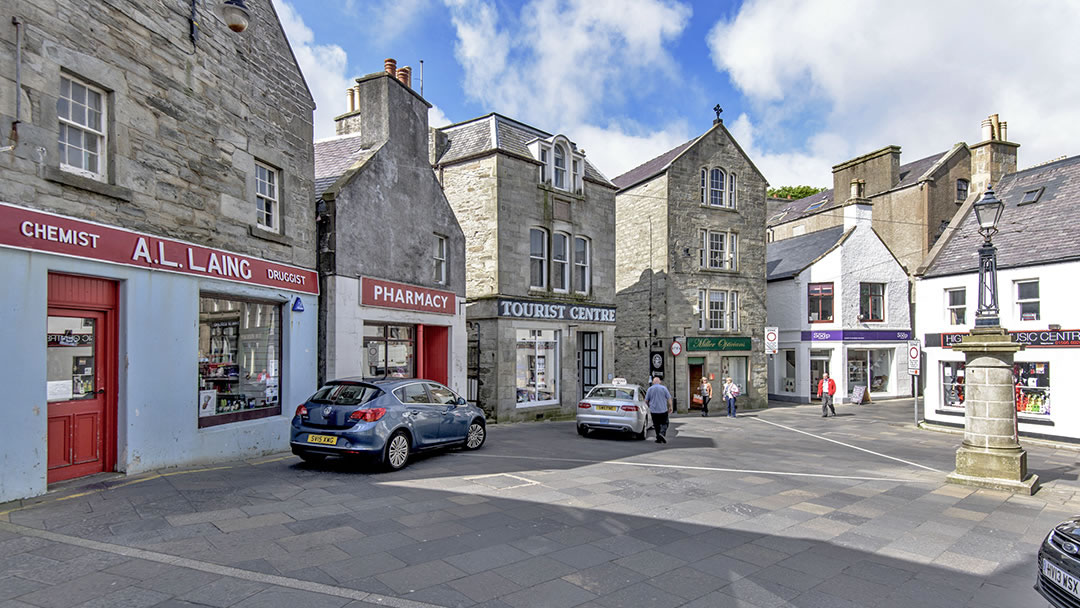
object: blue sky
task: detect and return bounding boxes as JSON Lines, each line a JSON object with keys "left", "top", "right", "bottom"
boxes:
{"left": 275, "top": 0, "right": 1079, "bottom": 188}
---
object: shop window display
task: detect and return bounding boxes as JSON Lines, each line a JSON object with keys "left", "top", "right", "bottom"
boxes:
{"left": 364, "top": 324, "right": 415, "bottom": 379}
{"left": 198, "top": 296, "right": 281, "bottom": 427}
{"left": 516, "top": 329, "right": 559, "bottom": 406}
{"left": 847, "top": 349, "right": 892, "bottom": 394}
{"left": 941, "top": 360, "right": 1049, "bottom": 417}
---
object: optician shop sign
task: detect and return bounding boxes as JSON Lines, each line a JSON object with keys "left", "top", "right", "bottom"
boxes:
{"left": 800, "top": 330, "right": 912, "bottom": 342}
{"left": 0, "top": 202, "right": 319, "bottom": 295}
{"left": 686, "top": 336, "right": 752, "bottom": 351}
{"left": 361, "top": 277, "right": 455, "bottom": 315}
{"left": 925, "top": 330, "right": 1080, "bottom": 349}
{"left": 497, "top": 299, "right": 616, "bottom": 324}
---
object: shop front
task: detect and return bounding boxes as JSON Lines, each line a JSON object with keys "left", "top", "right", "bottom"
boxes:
{"left": 0, "top": 202, "right": 319, "bottom": 502}
{"left": 468, "top": 298, "right": 616, "bottom": 422}
{"left": 925, "top": 330, "right": 1080, "bottom": 441}
{"left": 769, "top": 329, "right": 911, "bottom": 404}
{"left": 683, "top": 336, "right": 752, "bottom": 409}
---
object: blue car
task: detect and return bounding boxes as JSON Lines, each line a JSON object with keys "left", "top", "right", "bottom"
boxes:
{"left": 290, "top": 378, "right": 486, "bottom": 470}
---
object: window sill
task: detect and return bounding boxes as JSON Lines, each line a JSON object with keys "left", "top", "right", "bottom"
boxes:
{"left": 249, "top": 225, "right": 293, "bottom": 246}
{"left": 809, "top": 320, "right": 835, "bottom": 324}
{"left": 538, "top": 183, "right": 586, "bottom": 201}
{"left": 699, "top": 204, "right": 738, "bottom": 212}
{"left": 934, "top": 408, "right": 964, "bottom": 417}
{"left": 44, "top": 166, "right": 133, "bottom": 202}
{"left": 698, "top": 267, "right": 739, "bottom": 274}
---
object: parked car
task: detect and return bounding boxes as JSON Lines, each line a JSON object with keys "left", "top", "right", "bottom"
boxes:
{"left": 576, "top": 380, "right": 648, "bottom": 440}
{"left": 1037, "top": 517, "right": 1080, "bottom": 607}
{"left": 290, "top": 378, "right": 486, "bottom": 470}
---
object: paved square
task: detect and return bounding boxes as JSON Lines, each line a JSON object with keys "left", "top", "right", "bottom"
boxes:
{"left": 2, "top": 400, "right": 1077, "bottom": 607}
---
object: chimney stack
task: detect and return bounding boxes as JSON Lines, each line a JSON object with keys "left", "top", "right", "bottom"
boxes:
{"left": 970, "top": 113, "right": 1019, "bottom": 193}
{"left": 396, "top": 66, "right": 412, "bottom": 89}
{"left": 384, "top": 58, "right": 397, "bottom": 77}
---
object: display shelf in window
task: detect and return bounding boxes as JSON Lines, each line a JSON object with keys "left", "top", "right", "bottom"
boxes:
{"left": 1015, "top": 361, "right": 1050, "bottom": 417}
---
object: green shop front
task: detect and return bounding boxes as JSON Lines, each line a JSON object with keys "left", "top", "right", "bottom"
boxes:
{"left": 681, "top": 336, "right": 752, "bottom": 411}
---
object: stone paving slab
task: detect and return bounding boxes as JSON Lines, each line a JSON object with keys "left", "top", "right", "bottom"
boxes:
{"left": 1, "top": 399, "right": 1076, "bottom": 607}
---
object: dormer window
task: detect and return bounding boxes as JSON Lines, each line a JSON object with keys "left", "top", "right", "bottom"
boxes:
{"left": 554, "top": 145, "right": 566, "bottom": 189}
{"left": 540, "top": 148, "right": 548, "bottom": 183}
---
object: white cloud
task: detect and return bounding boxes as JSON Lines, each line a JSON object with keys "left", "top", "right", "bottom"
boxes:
{"left": 709, "top": 0, "right": 1080, "bottom": 187}
{"left": 273, "top": 0, "right": 352, "bottom": 140}
{"left": 444, "top": 0, "right": 694, "bottom": 178}
{"left": 344, "top": 0, "right": 433, "bottom": 44}
{"left": 429, "top": 105, "right": 452, "bottom": 128}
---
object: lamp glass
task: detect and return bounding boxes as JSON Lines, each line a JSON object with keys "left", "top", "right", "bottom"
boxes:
{"left": 973, "top": 190, "right": 1004, "bottom": 231}
{"left": 214, "top": 0, "right": 251, "bottom": 32}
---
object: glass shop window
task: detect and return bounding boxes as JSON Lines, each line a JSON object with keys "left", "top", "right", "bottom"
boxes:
{"left": 364, "top": 324, "right": 416, "bottom": 379}
{"left": 942, "top": 361, "right": 966, "bottom": 408}
{"left": 198, "top": 296, "right": 281, "bottom": 427}
{"left": 516, "top": 329, "right": 560, "bottom": 406}
{"left": 848, "top": 348, "right": 893, "bottom": 394}
{"left": 1014, "top": 361, "right": 1050, "bottom": 417}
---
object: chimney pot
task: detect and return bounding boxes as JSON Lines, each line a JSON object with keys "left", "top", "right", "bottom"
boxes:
{"left": 346, "top": 88, "right": 355, "bottom": 113}
{"left": 981, "top": 118, "right": 993, "bottom": 141}
{"left": 1000, "top": 121, "right": 1008, "bottom": 141}
{"left": 384, "top": 58, "right": 397, "bottom": 76}
{"left": 397, "top": 66, "right": 412, "bottom": 89}
{"left": 990, "top": 113, "right": 1001, "bottom": 140}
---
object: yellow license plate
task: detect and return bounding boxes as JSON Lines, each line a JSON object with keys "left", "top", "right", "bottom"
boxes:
{"left": 596, "top": 405, "right": 617, "bottom": 411}
{"left": 307, "top": 434, "right": 338, "bottom": 445}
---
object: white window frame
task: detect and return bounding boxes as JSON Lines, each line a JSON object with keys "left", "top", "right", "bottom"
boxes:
{"left": 700, "top": 168, "right": 707, "bottom": 204}
{"left": 1016, "top": 279, "right": 1040, "bottom": 321}
{"left": 701, "top": 289, "right": 739, "bottom": 332}
{"left": 58, "top": 74, "right": 107, "bottom": 181}
{"left": 727, "top": 172, "right": 737, "bottom": 209}
{"left": 552, "top": 232, "right": 570, "bottom": 293}
{"left": 574, "top": 236, "right": 590, "bottom": 295}
{"left": 255, "top": 161, "right": 280, "bottom": 232}
{"left": 702, "top": 229, "right": 737, "bottom": 270}
{"left": 433, "top": 235, "right": 447, "bottom": 285}
{"left": 946, "top": 288, "right": 965, "bottom": 325}
{"left": 709, "top": 290, "right": 726, "bottom": 330}
{"left": 553, "top": 145, "right": 567, "bottom": 190}
{"left": 709, "top": 168, "right": 725, "bottom": 207}
{"left": 698, "top": 289, "right": 707, "bottom": 330}
{"left": 572, "top": 158, "right": 582, "bottom": 192}
{"left": 539, "top": 148, "right": 549, "bottom": 184}
{"left": 529, "top": 228, "right": 548, "bottom": 290}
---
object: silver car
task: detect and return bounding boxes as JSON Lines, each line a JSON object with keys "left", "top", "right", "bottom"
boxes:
{"left": 576, "top": 382, "right": 648, "bottom": 439}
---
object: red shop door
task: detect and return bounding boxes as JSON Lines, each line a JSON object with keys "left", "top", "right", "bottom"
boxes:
{"left": 47, "top": 274, "right": 117, "bottom": 483}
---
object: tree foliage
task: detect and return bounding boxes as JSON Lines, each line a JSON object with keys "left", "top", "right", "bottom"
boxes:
{"left": 768, "top": 185, "right": 826, "bottom": 200}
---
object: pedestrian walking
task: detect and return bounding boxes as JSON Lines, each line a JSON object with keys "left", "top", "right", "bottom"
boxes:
{"left": 722, "top": 377, "right": 740, "bottom": 417}
{"left": 645, "top": 376, "right": 673, "bottom": 443}
{"left": 699, "top": 377, "right": 712, "bottom": 417}
{"left": 817, "top": 372, "right": 837, "bottom": 417}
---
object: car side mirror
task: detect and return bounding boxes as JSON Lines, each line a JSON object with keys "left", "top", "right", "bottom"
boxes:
{"left": 456, "top": 397, "right": 467, "bottom": 406}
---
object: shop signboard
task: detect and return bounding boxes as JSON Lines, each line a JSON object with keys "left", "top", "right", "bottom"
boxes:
{"left": 0, "top": 202, "right": 318, "bottom": 294}
{"left": 686, "top": 336, "right": 752, "bottom": 351}
{"left": 924, "top": 330, "right": 1080, "bottom": 349}
{"left": 650, "top": 351, "right": 665, "bottom": 379}
{"left": 361, "top": 277, "right": 455, "bottom": 315}
{"left": 801, "top": 330, "right": 912, "bottom": 342}
{"left": 497, "top": 298, "right": 616, "bottom": 323}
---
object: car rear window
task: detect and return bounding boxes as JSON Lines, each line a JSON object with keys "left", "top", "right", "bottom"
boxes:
{"left": 309, "top": 383, "right": 381, "bottom": 405}
{"left": 587, "top": 387, "right": 635, "bottom": 400}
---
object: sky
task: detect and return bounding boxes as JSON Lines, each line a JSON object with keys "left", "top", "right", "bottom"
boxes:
{"left": 273, "top": 0, "right": 1080, "bottom": 189}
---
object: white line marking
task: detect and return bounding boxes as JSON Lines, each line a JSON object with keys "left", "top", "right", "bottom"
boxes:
{"left": 749, "top": 416, "right": 943, "bottom": 472}
{"left": 453, "top": 453, "right": 932, "bottom": 483}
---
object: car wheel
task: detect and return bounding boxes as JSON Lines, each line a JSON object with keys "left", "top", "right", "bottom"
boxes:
{"left": 464, "top": 420, "right": 486, "bottom": 450}
{"left": 577, "top": 425, "right": 588, "bottom": 437}
{"left": 298, "top": 451, "right": 327, "bottom": 464}
{"left": 383, "top": 431, "right": 411, "bottom": 471}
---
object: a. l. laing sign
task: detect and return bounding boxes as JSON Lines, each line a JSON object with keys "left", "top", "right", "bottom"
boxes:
{"left": 925, "top": 330, "right": 1080, "bottom": 349}
{"left": 801, "top": 330, "right": 912, "bottom": 342}
{"left": 497, "top": 299, "right": 616, "bottom": 324}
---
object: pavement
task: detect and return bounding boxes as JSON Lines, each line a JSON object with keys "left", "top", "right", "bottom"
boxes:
{"left": 2, "top": 399, "right": 1079, "bottom": 608}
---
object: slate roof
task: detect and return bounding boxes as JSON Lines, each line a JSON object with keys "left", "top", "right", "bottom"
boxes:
{"left": 611, "top": 139, "right": 696, "bottom": 191}
{"left": 313, "top": 134, "right": 373, "bottom": 199}
{"left": 767, "top": 150, "right": 951, "bottom": 227}
{"left": 766, "top": 225, "right": 848, "bottom": 281}
{"left": 435, "top": 113, "right": 615, "bottom": 187}
{"left": 922, "top": 155, "right": 1080, "bottom": 278}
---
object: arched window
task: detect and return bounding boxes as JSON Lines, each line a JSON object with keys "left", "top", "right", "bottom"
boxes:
{"left": 709, "top": 168, "right": 724, "bottom": 206}
{"left": 554, "top": 145, "right": 566, "bottom": 190}
{"left": 529, "top": 228, "right": 548, "bottom": 289}
{"left": 728, "top": 172, "right": 737, "bottom": 208}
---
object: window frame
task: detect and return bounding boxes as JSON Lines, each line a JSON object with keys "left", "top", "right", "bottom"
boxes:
{"left": 255, "top": 161, "right": 280, "bottom": 233}
{"left": 859, "top": 282, "right": 885, "bottom": 322}
{"left": 58, "top": 74, "right": 108, "bottom": 182}
{"left": 433, "top": 234, "right": 447, "bottom": 285}
{"left": 553, "top": 145, "right": 567, "bottom": 190}
{"left": 699, "top": 289, "right": 739, "bottom": 332}
{"left": 807, "top": 282, "right": 834, "bottom": 323}
{"left": 1016, "top": 279, "right": 1040, "bottom": 321}
{"left": 539, "top": 148, "right": 549, "bottom": 184}
{"left": 700, "top": 168, "right": 707, "bottom": 205}
{"left": 956, "top": 178, "right": 969, "bottom": 202}
{"left": 574, "top": 236, "right": 590, "bottom": 295}
{"left": 552, "top": 231, "right": 570, "bottom": 293}
{"left": 701, "top": 229, "right": 737, "bottom": 270}
{"left": 946, "top": 288, "right": 966, "bottom": 326}
{"left": 727, "top": 172, "right": 737, "bottom": 209}
{"left": 529, "top": 228, "right": 548, "bottom": 290}
{"left": 709, "top": 168, "right": 725, "bottom": 207}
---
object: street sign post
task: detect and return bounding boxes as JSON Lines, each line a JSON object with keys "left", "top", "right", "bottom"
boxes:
{"left": 908, "top": 339, "right": 921, "bottom": 427}
{"left": 765, "top": 326, "right": 778, "bottom": 355}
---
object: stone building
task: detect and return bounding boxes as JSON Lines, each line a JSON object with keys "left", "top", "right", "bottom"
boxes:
{"left": 314, "top": 61, "right": 467, "bottom": 393}
{"left": 432, "top": 114, "right": 617, "bottom": 422}
{"left": 768, "top": 114, "right": 1019, "bottom": 274}
{"left": 613, "top": 118, "right": 768, "bottom": 411}
{"left": 0, "top": 0, "right": 316, "bottom": 502}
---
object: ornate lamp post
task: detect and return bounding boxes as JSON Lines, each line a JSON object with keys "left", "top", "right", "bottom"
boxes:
{"left": 947, "top": 186, "right": 1039, "bottom": 494}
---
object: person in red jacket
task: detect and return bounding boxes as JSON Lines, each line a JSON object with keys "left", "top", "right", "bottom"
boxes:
{"left": 817, "top": 372, "right": 837, "bottom": 417}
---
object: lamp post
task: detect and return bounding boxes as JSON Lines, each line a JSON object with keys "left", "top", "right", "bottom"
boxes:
{"left": 946, "top": 185, "right": 1039, "bottom": 494}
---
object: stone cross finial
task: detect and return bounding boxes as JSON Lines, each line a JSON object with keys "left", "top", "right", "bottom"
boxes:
{"left": 713, "top": 104, "right": 723, "bottom": 121}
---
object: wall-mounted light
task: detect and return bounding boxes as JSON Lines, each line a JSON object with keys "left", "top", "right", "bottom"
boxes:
{"left": 191, "top": 0, "right": 251, "bottom": 45}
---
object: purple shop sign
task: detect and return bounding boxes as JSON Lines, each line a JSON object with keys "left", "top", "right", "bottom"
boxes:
{"left": 801, "top": 330, "right": 912, "bottom": 342}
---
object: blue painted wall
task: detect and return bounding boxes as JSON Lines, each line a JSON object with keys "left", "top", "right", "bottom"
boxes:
{"left": 0, "top": 248, "right": 318, "bottom": 503}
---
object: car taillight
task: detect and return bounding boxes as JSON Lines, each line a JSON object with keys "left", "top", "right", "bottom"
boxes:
{"left": 295, "top": 404, "right": 308, "bottom": 417}
{"left": 621, "top": 405, "right": 638, "bottom": 412}
{"left": 349, "top": 407, "right": 386, "bottom": 422}
{"left": 578, "top": 402, "right": 591, "bottom": 409}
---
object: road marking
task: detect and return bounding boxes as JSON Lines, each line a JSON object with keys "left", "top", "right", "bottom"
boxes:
{"left": 749, "top": 416, "right": 943, "bottom": 472}
{"left": 0, "top": 520, "right": 448, "bottom": 608}
{"left": 453, "top": 453, "right": 933, "bottom": 483}
{"left": 463, "top": 472, "right": 543, "bottom": 489}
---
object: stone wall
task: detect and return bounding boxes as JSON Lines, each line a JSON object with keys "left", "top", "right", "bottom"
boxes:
{"left": 0, "top": 0, "right": 316, "bottom": 267}
{"left": 926, "top": 148, "right": 972, "bottom": 249}
{"left": 832, "top": 146, "right": 901, "bottom": 199}
{"left": 438, "top": 156, "right": 500, "bottom": 298}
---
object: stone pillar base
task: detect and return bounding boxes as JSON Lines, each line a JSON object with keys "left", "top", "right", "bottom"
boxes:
{"left": 946, "top": 444, "right": 1039, "bottom": 495}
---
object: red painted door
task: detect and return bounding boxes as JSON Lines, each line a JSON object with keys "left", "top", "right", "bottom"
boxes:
{"left": 47, "top": 274, "right": 117, "bottom": 483}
